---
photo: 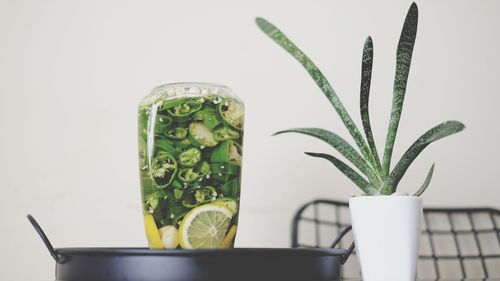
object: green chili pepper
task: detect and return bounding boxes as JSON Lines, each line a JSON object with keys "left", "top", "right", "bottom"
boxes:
{"left": 174, "top": 189, "right": 184, "bottom": 200}
{"left": 210, "top": 162, "right": 240, "bottom": 184}
{"left": 209, "top": 163, "right": 240, "bottom": 175}
{"left": 213, "top": 127, "right": 240, "bottom": 141}
{"left": 150, "top": 153, "right": 178, "bottom": 188}
{"left": 194, "top": 186, "right": 217, "bottom": 203}
{"left": 181, "top": 186, "right": 217, "bottom": 208}
{"left": 181, "top": 198, "right": 209, "bottom": 209}
{"left": 167, "top": 100, "right": 203, "bottom": 121}
{"left": 165, "top": 127, "right": 188, "bottom": 140}
{"left": 170, "top": 179, "right": 183, "bottom": 190}
{"left": 221, "top": 177, "right": 240, "bottom": 197}
{"left": 177, "top": 161, "right": 210, "bottom": 183}
{"left": 179, "top": 147, "right": 202, "bottom": 167}
{"left": 194, "top": 108, "right": 222, "bottom": 130}
{"left": 211, "top": 140, "right": 242, "bottom": 165}
{"left": 154, "top": 114, "right": 173, "bottom": 134}
{"left": 165, "top": 193, "right": 188, "bottom": 225}
{"left": 144, "top": 188, "right": 168, "bottom": 213}
{"left": 181, "top": 199, "right": 198, "bottom": 209}
{"left": 211, "top": 173, "right": 234, "bottom": 184}
{"left": 154, "top": 139, "right": 178, "bottom": 157}
{"left": 218, "top": 99, "right": 244, "bottom": 131}
{"left": 228, "top": 141, "right": 242, "bottom": 165}
{"left": 211, "top": 140, "right": 230, "bottom": 163}
{"left": 175, "top": 138, "right": 192, "bottom": 149}
{"left": 160, "top": 98, "right": 185, "bottom": 111}
{"left": 188, "top": 121, "right": 218, "bottom": 147}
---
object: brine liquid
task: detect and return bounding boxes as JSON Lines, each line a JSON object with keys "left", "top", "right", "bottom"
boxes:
{"left": 138, "top": 94, "right": 243, "bottom": 249}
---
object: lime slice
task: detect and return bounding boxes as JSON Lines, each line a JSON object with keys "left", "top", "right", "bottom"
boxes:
{"left": 144, "top": 213, "right": 164, "bottom": 250}
{"left": 178, "top": 203, "right": 233, "bottom": 249}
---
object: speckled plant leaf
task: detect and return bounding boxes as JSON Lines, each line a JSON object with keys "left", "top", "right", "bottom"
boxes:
{"left": 413, "top": 163, "right": 435, "bottom": 196}
{"left": 380, "top": 121, "right": 465, "bottom": 194}
{"left": 359, "top": 36, "right": 382, "bottom": 173}
{"left": 275, "top": 128, "right": 381, "bottom": 188}
{"left": 382, "top": 3, "right": 419, "bottom": 177}
{"left": 255, "top": 17, "right": 377, "bottom": 170}
{"left": 305, "top": 152, "right": 379, "bottom": 195}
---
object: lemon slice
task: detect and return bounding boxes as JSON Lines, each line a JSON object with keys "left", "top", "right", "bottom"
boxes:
{"left": 178, "top": 203, "right": 233, "bottom": 249}
{"left": 144, "top": 213, "right": 164, "bottom": 249}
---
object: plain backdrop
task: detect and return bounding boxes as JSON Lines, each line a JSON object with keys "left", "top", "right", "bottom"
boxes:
{"left": 1, "top": 0, "right": 499, "bottom": 280}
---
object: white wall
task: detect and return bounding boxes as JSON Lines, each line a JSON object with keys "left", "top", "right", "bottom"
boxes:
{"left": 1, "top": 0, "right": 499, "bottom": 280}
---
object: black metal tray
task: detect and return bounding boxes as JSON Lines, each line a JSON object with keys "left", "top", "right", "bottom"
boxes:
{"left": 28, "top": 215, "right": 354, "bottom": 281}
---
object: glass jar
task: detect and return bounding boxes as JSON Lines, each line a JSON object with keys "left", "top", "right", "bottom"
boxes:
{"left": 138, "top": 83, "right": 244, "bottom": 249}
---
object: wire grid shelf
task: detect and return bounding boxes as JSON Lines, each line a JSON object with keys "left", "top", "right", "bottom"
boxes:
{"left": 291, "top": 199, "right": 500, "bottom": 279}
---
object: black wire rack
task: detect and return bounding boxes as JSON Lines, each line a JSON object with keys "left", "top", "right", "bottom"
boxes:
{"left": 291, "top": 199, "right": 500, "bottom": 279}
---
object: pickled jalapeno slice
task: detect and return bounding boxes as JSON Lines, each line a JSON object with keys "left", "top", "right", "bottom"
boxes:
{"left": 194, "top": 186, "right": 218, "bottom": 202}
{"left": 177, "top": 161, "right": 210, "bottom": 183}
{"left": 170, "top": 179, "right": 183, "bottom": 190}
{"left": 193, "top": 107, "right": 221, "bottom": 130}
{"left": 218, "top": 99, "right": 244, "bottom": 131}
{"left": 213, "top": 127, "right": 240, "bottom": 141}
{"left": 228, "top": 141, "right": 242, "bottom": 165}
{"left": 167, "top": 100, "right": 203, "bottom": 121}
{"left": 150, "top": 152, "right": 178, "bottom": 188}
{"left": 165, "top": 127, "right": 188, "bottom": 140}
{"left": 211, "top": 140, "right": 242, "bottom": 165}
{"left": 154, "top": 139, "right": 178, "bottom": 157}
{"left": 175, "top": 138, "right": 192, "bottom": 149}
{"left": 221, "top": 177, "right": 240, "bottom": 198}
{"left": 179, "top": 147, "right": 202, "bottom": 167}
{"left": 154, "top": 114, "right": 173, "bottom": 134}
{"left": 188, "top": 121, "right": 218, "bottom": 147}
{"left": 210, "top": 163, "right": 240, "bottom": 175}
{"left": 160, "top": 98, "right": 186, "bottom": 111}
{"left": 181, "top": 186, "right": 218, "bottom": 208}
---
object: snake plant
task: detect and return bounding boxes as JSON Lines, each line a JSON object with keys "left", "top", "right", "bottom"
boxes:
{"left": 256, "top": 3, "right": 465, "bottom": 196}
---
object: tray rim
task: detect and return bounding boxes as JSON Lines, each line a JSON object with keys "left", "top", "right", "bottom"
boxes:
{"left": 55, "top": 247, "right": 348, "bottom": 257}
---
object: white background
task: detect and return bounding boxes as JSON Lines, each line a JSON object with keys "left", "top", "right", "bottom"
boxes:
{"left": 1, "top": 0, "right": 499, "bottom": 280}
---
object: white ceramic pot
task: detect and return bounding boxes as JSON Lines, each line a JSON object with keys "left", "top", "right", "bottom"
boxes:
{"left": 349, "top": 195, "right": 422, "bottom": 281}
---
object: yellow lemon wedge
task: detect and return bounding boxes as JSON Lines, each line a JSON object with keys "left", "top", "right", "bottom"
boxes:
{"left": 178, "top": 203, "right": 233, "bottom": 249}
{"left": 144, "top": 213, "right": 164, "bottom": 250}
{"left": 219, "top": 225, "right": 238, "bottom": 249}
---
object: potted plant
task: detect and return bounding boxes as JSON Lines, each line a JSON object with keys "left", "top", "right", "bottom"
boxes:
{"left": 256, "top": 3, "right": 465, "bottom": 281}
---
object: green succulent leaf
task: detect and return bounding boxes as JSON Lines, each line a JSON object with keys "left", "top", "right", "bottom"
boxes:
{"left": 413, "top": 163, "right": 435, "bottom": 196}
{"left": 257, "top": 3, "right": 465, "bottom": 196}
{"left": 380, "top": 121, "right": 465, "bottom": 194}
{"left": 360, "top": 36, "right": 381, "bottom": 173}
{"left": 275, "top": 128, "right": 381, "bottom": 188}
{"left": 305, "top": 152, "right": 379, "bottom": 195}
{"left": 255, "top": 17, "right": 379, "bottom": 172}
{"left": 382, "top": 2, "right": 419, "bottom": 177}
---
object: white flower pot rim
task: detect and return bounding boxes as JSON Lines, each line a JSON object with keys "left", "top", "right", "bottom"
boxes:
{"left": 350, "top": 195, "right": 421, "bottom": 201}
